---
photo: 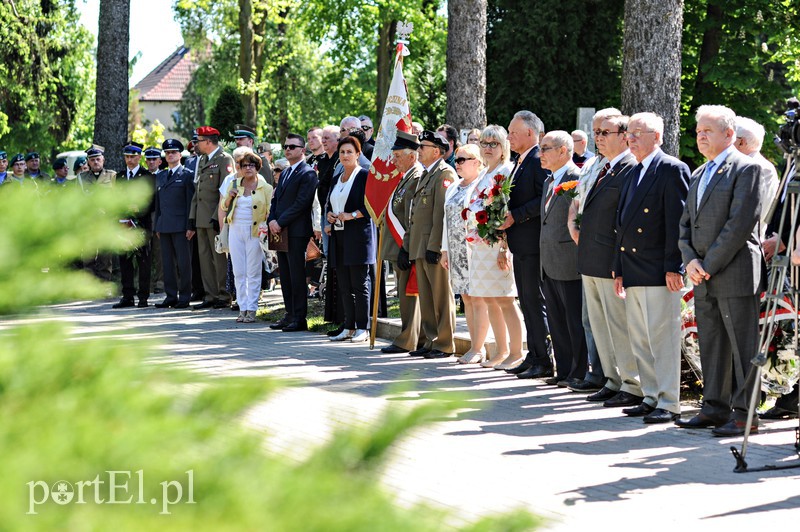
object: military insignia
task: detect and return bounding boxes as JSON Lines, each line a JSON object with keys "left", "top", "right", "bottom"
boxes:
{"left": 443, "top": 180, "right": 450, "bottom": 188}
{"left": 422, "top": 197, "right": 428, "bottom": 205}
{"left": 227, "top": 165, "right": 233, "bottom": 173}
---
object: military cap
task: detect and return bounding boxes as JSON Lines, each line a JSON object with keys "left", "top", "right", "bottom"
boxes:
{"left": 391, "top": 130, "right": 420, "bottom": 151}
{"left": 122, "top": 141, "right": 144, "bottom": 155}
{"left": 144, "top": 147, "right": 162, "bottom": 159}
{"left": 86, "top": 145, "right": 105, "bottom": 158}
{"left": 10, "top": 154, "right": 25, "bottom": 164}
{"left": 52, "top": 158, "right": 68, "bottom": 170}
{"left": 196, "top": 126, "right": 220, "bottom": 137}
{"left": 162, "top": 139, "right": 184, "bottom": 152}
{"left": 0, "top": 151, "right": 6, "bottom": 160}
{"left": 25, "top": 152, "right": 40, "bottom": 161}
{"left": 419, "top": 130, "right": 448, "bottom": 150}
{"left": 73, "top": 156, "right": 87, "bottom": 172}
{"left": 233, "top": 124, "right": 257, "bottom": 139}
{"left": 191, "top": 131, "right": 199, "bottom": 142}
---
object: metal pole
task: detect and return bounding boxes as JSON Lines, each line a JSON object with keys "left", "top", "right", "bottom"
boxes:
{"left": 370, "top": 223, "right": 384, "bottom": 350}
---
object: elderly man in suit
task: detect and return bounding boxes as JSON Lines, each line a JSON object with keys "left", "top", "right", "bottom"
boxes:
{"left": 189, "top": 126, "right": 235, "bottom": 310}
{"left": 381, "top": 131, "right": 425, "bottom": 354}
{"left": 268, "top": 133, "right": 319, "bottom": 332}
{"left": 403, "top": 130, "right": 457, "bottom": 358}
{"left": 570, "top": 112, "right": 645, "bottom": 402}
{"left": 676, "top": 105, "right": 765, "bottom": 436}
{"left": 734, "top": 116, "right": 779, "bottom": 242}
{"left": 154, "top": 139, "right": 195, "bottom": 309}
{"left": 612, "top": 112, "right": 689, "bottom": 423}
{"left": 500, "top": 111, "right": 552, "bottom": 380}
{"left": 538, "top": 131, "right": 587, "bottom": 385}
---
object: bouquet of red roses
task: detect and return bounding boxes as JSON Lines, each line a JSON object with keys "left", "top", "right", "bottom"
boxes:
{"left": 463, "top": 170, "right": 514, "bottom": 246}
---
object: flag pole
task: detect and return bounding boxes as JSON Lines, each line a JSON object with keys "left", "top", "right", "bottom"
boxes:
{"left": 370, "top": 224, "right": 384, "bottom": 350}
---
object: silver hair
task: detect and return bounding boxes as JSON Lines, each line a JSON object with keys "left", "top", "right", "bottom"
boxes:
{"left": 232, "top": 145, "right": 254, "bottom": 162}
{"left": 592, "top": 107, "right": 622, "bottom": 123}
{"left": 545, "top": 130, "right": 574, "bottom": 156}
{"left": 571, "top": 129, "right": 588, "bottom": 142}
{"left": 629, "top": 112, "right": 665, "bottom": 146}
{"left": 273, "top": 158, "right": 290, "bottom": 171}
{"left": 513, "top": 110, "right": 545, "bottom": 137}
{"left": 322, "top": 125, "right": 340, "bottom": 137}
{"left": 340, "top": 116, "right": 360, "bottom": 129}
{"left": 358, "top": 115, "right": 373, "bottom": 127}
{"left": 480, "top": 124, "right": 512, "bottom": 163}
{"left": 696, "top": 105, "right": 737, "bottom": 134}
{"left": 735, "top": 116, "right": 764, "bottom": 152}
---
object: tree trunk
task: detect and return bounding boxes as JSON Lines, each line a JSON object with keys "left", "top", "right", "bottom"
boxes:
{"left": 93, "top": 0, "right": 130, "bottom": 172}
{"left": 375, "top": 20, "right": 396, "bottom": 120}
{"left": 276, "top": 10, "right": 289, "bottom": 140}
{"left": 690, "top": 3, "right": 723, "bottom": 114}
{"left": 239, "top": 0, "right": 257, "bottom": 126}
{"left": 445, "top": 0, "right": 487, "bottom": 132}
{"left": 622, "top": 0, "right": 684, "bottom": 156}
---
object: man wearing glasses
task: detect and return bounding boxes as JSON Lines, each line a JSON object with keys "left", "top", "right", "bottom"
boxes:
{"left": 233, "top": 124, "right": 274, "bottom": 186}
{"left": 189, "top": 126, "right": 235, "bottom": 310}
{"left": 339, "top": 116, "right": 373, "bottom": 161}
{"left": 268, "top": 134, "right": 319, "bottom": 332}
{"left": 359, "top": 115, "right": 375, "bottom": 160}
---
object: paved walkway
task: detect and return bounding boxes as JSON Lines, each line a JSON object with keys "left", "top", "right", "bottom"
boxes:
{"left": 42, "top": 297, "right": 800, "bottom": 530}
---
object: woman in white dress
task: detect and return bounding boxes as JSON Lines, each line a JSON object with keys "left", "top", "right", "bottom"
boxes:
{"left": 469, "top": 125, "right": 525, "bottom": 369}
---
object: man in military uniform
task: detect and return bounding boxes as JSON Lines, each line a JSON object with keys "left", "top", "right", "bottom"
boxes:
{"left": 113, "top": 142, "right": 155, "bottom": 309}
{"left": 0, "top": 151, "right": 8, "bottom": 185}
{"left": 380, "top": 131, "right": 426, "bottom": 354}
{"left": 233, "top": 124, "right": 274, "bottom": 186}
{"left": 8, "top": 154, "right": 32, "bottom": 186}
{"left": 189, "top": 126, "right": 234, "bottom": 309}
{"left": 144, "top": 147, "right": 166, "bottom": 294}
{"left": 25, "top": 152, "right": 50, "bottom": 181}
{"left": 402, "top": 130, "right": 457, "bottom": 358}
{"left": 73, "top": 156, "right": 88, "bottom": 178}
{"left": 50, "top": 158, "right": 70, "bottom": 186}
{"left": 79, "top": 146, "right": 116, "bottom": 280}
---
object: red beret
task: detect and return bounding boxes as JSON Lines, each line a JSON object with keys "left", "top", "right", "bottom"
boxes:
{"left": 196, "top": 126, "right": 220, "bottom": 137}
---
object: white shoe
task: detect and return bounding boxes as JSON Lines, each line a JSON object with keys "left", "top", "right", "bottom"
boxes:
{"left": 330, "top": 329, "right": 353, "bottom": 341}
{"left": 458, "top": 351, "right": 485, "bottom": 364}
{"left": 350, "top": 329, "right": 368, "bottom": 342}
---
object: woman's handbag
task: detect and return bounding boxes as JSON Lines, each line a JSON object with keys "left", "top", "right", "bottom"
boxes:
{"left": 305, "top": 238, "right": 322, "bottom": 262}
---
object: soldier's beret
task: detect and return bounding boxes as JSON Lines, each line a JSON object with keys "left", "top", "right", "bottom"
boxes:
{"left": 0, "top": 151, "right": 6, "bottom": 160}
{"left": 233, "top": 124, "right": 256, "bottom": 139}
{"left": 10, "top": 154, "right": 25, "bottom": 164}
{"left": 196, "top": 126, "right": 220, "bottom": 137}
{"left": 25, "top": 152, "right": 40, "bottom": 161}
{"left": 162, "top": 139, "right": 184, "bottom": 152}
{"left": 391, "top": 130, "right": 420, "bottom": 151}
{"left": 144, "top": 147, "right": 162, "bottom": 159}
{"left": 122, "top": 141, "right": 144, "bottom": 155}
{"left": 52, "top": 158, "right": 68, "bottom": 170}
{"left": 419, "top": 130, "right": 448, "bottom": 149}
{"left": 73, "top": 156, "right": 87, "bottom": 172}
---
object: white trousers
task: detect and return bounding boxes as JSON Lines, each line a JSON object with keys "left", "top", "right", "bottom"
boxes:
{"left": 229, "top": 224, "right": 263, "bottom": 312}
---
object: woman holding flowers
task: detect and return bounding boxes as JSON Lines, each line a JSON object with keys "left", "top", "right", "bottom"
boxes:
{"left": 467, "top": 125, "right": 525, "bottom": 369}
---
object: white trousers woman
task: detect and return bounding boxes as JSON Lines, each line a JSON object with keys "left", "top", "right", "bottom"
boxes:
{"left": 229, "top": 195, "right": 263, "bottom": 313}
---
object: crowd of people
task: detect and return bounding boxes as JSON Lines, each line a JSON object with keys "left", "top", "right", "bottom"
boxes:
{"left": 5, "top": 105, "right": 799, "bottom": 437}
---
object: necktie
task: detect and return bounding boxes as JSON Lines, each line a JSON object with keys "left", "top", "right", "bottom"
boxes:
{"left": 620, "top": 163, "right": 644, "bottom": 222}
{"left": 509, "top": 157, "right": 520, "bottom": 181}
{"left": 544, "top": 177, "right": 555, "bottom": 211}
{"left": 589, "top": 161, "right": 611, "bottom": 196}
{"left": 128, "top": 170, "right": 133, "bottom": 180}
{"left": 696, "top": 161, "right": 716, "bottom": 209}
{"left": 281, "top": 166, "right": 293, "bottom": 186}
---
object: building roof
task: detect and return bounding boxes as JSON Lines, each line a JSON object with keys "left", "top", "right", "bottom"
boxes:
{"left": 134, "top": 45, "right": 197, "bottom": 102}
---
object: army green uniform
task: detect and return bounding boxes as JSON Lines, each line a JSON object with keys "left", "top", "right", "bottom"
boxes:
{"left": 78, "top": 168, "right": 117, "bottom": 280}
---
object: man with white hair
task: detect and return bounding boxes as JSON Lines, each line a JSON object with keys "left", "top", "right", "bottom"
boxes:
{"left": 735, "top": 116, "right": 779, "bottom": 236}
{"left": 677, "top": 105, "right": 764, "bottom": 436}
{"left": 571, "top": 129, "right": 594, "bottom": 168}
{"left": 613, "top": 112, "right": 689, "bottom": 423}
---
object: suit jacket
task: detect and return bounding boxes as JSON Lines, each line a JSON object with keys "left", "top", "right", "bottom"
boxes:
{"left": 268, "top": 160, "right": 318, "bottom": 239}
{"left": 380, "top": 163, "right": 422, "bottom": 262}
{"left": 615, "top": 149, "right": 689, "bottom": 287}
{"left": 678, "top": 147, "right": 764, "bottom": 298}
{"left": 327, "top": 168, "right": 376, "bottom": 266}
{"left": 118, "top": 167, "right": 155, "bottom": 230}
{"left": 505, "top": 146, "right": 549, "bottom": 255}
{"left": 154, "top": 166, "right": 195, "bottom": 233}
{"left": 190, "top": 147, "right": 234, "bottom": 228}
{"left": 577, "top": 152, "right": 638, "bottom": 278}
{"left": 404, "top": 158, "right": 457, "bottom": 260}
{"left": 540, "top": 164, "right": 581, "bottom": 281}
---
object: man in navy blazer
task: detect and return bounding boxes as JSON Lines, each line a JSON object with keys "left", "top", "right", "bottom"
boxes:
{"left": 501, "top": 110, "right": 552, "bottom": 379}
{"left": 613, "top": 112, "right": 689, "bottom": 424}
{"left": 677, "top": 105, "right": 765, "bottom": 436}
{"left": 268, "top": 133, "right": 319, "bottom": 331}
{"left": 154, "top": 139, "right": 195, "bottom": 309}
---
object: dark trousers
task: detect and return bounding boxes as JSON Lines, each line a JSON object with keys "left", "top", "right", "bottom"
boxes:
{"left": 335, "top": 248, "right": 371, "bottom": 329}
{"left": 160, "top": 232, "right": 192, "bottom": 304}
{"left": 191, "top": 236, "right": 204, "bottom": 299}
{"left": 542, "top": 275, "right": 587, "bottom": 380}
{"left": 277, "top": 236, "right": 309, "bottom": 324}
{"left": 513, "top": 253, "right": 550, "bottom": 366}
{"left": 695, "top": 293, "right": 760, "bottom": 421}
{"left": 120, "top": 233, "right": 153, "bottom": 302}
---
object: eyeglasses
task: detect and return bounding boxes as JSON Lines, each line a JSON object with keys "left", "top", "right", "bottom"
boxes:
{"left": 240, "top": 163, "right": 257, "bottom": 169}
{"left": 454, "top": 157, "right": 476, "bottom": 165}
{"left": 624, "top": 130, "right": 655, "bottom": 140}
{"left": 540, "top": 145, "right": 558, "bottom": 152}
{"left": 361, "top": 125, "right": 373, "bottom": 131}
{"left": 418, "top": 143, "right": 437, "bottom": 150}
{"left": 593, "top": 129, "right": 624, "bottom": 138}
{"left": 479, "top": 141, "right": 500, "bottom": 149}
{"left": 283, "top": 144, "right": 303, "bottom": 151}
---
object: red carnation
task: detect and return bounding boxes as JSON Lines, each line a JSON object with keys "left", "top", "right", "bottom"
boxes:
{"left": 461, "top": 208, "right": 469, "bottom": 220}
{"left": 475, "top": 210, "right": 489, "bottom": 224}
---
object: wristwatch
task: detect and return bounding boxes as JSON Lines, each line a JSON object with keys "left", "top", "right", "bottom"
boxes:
{"left": 351, "top": 211, "right": 359, "bottom": 219}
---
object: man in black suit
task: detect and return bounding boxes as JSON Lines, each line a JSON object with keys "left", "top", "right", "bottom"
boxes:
{"left": 268, "top": 133, "right": 319, "bottom": 331}
{"left": 677, "top": 105, "right": 765, "bottom": 436}
{"left": 614, "top": 112, "right": 689, "bottom": 423}
{"left": 154, "top": 139, "right": 195, "bottom": 309}
{"left": 501, "top": 110, "right": 552, "bottom": 379}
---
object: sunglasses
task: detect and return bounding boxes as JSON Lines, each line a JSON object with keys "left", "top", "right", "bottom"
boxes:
{"left": 479, "top": 141, "right": 500, "bottom": 149}
{"left": 454, "top": 157, "right": 476, "bottom": 165}
{"left": 361, "top": 125, "right": 373, "bottom": 131}
{"left": 593, "top": 129, "right": 624, "bottom": 137}
{"left": 283, "top": 144, "right": 303, "bottom": 151}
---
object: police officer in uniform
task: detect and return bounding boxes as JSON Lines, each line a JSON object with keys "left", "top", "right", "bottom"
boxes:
{"left": 189, "top": 126, "right": 234, "bottom": 309}
{"left": 144, "top": 147, "right": 166, "bottom": 294}
{"left": 402, "top": 130, "right": 457, "bottom": 358}
{"left": 233, "top": 124, "right": 274, "bottom": 186}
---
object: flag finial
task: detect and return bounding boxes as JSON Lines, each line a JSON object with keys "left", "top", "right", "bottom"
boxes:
{"left": 396, "top": 21, "right": 413, "bottom": 44}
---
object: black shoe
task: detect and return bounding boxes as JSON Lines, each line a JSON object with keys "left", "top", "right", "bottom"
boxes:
{"left": 112, "top": 299, "right": 135, "bottom": 309}
{"left": 213, "top": 299, "right": 230, "bottom": 309}
{"left": 623, "top": 403, "right": 655, "bottom": 417}
{"left": 327, "top": 325, "right": 345, "bottom": 337}
{"left": 760, "top": 406, "right": 799, "bottom": 420}
{"left": 137, "top": 300, "right": 149, "bottom": 308}
{"left": 190, "top": 292, "right": 204, "bottom": 302}
{"left": 516, "top": 365, "right": 554, "bottom": 379}
{"left": 505, "top": 362, "right": 532, "bottom": 375}
{"left": 568, "top": 380, "right": 603, "bottom": 393}
{"left": 603, "top": 391, "right": 643, "bottom": 408}
{"left": 643, "top": 408, "right": 679, "bottom": 424}
{"left": 586, "top": 387, "right": 617, "bottom": 402}
{"left": 409, "top": 347, "right": 431, "bottom": 357}
{"left": 381, "top": 345, "right": 409, "bottom": 354}
{"left": 558, "top": 378, "right": 581, "bottom": 388}
{"left": 282, "top": 322, "right": 308, "bottom": 332}
{"left": 712, "top": 419, "right": 758, "bottom": 437}
{"left": 543, "top": 376, "right": 562, "bottom": 386}
{"left": 675, "top": 413, "right": 727, "bottom": 429}
{"left": 192, "top": 300, "right": 215, "bottom": 310}
{"left": 423, "top": 350, "right": 452, "bottom": 359}
{"left": 270, "top": 320, "right": 290, "bottom": 330}
{"left": 155, "top": 300, "right": 177, "bottom": 308}
{"left": 231, "top": 303, "right": 240, "bottom": 311}
{"left": 174, "top": 301, "right": 190, "bottom": 309}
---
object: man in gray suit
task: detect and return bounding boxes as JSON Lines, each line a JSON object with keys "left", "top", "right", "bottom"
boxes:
{"left": 677, "top": 105, "right": 765, "bottom": 436}
{"left": 539, "top": 131, "right": 587, "bottom": 385}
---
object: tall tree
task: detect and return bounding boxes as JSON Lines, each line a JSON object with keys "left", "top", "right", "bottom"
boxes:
{"left": 445, "top": 0, "right": 487, "bottom": 132}
{"left": 94, "top": 0, "right": 130, "bottom": 171}
{"left": 621, "top": 0, "right": 684, "bottom": 156}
